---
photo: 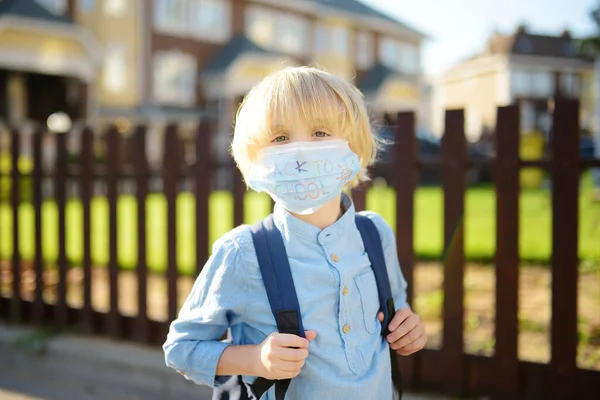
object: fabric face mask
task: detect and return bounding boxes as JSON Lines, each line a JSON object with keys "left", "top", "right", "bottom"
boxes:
{"left": 247, "top": 139, "right": 361, "bottom": 215}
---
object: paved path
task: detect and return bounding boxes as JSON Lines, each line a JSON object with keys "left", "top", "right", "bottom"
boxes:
{"left": 0, "top": 324, "right": 452, "bottom": 400}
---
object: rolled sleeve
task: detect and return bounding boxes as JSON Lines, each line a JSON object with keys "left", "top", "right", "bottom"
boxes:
{"left": 361, "top": 212, "right": 410, "bottom": 311}
{"left": 163, "top": 230, "right": 248, "bottom": 387}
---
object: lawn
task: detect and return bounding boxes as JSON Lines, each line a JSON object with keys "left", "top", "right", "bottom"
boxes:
{"left": 1, "top": 178, "right": 600, "bottom": 275}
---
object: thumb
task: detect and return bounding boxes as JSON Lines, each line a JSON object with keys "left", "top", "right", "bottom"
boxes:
{"left": 304, "top": 330, "right": 317, "bottom": 342}
{"left": 377, "top": 312, "right": 384, "bottom": 322}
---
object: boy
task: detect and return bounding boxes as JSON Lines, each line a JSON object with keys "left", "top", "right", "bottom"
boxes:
{"left": 164, "top": 67, "right": 426, "bottom": 399}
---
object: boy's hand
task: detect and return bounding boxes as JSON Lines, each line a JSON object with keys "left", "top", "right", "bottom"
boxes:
{"left": 377, "top": 308, "right": 426, "bottom": 356}
{"left": 254, "top": 330, "right": 317, "bottom": 380}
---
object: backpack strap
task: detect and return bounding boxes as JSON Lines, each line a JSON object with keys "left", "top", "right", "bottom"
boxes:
{"left": 354, "top": 214, "right": 404, "bottom": 399}
{"left": 250, "top": 214, "right": 305, "bottom": 400}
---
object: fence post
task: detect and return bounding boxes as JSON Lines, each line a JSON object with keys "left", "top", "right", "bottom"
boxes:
{"left": 351, "top": 176, "right": 368, "bottom": 212}
{"left": 195, "top": 121, "right": 211, "bottom": 276}
{"left": 549, "top": 99, "right": 579, "bottom": 399}
{"left": 134, "top": 126, "right": 149, "bottom": 342}
{"left": 55, "top": 130, "right": 68, "bottom": 328}
{"left": 10, "top": 128, "right": 21, "bottom": 323}
{"left": 0, "top": 136, "right": 3, "bottom": 321}
{"left": 32, "top": 129, "right": 44, "bottom": 325}
{"left": 80, "top": 127, "right": 94, "bottom": 333}
{"left": 106, "top": 125, "right": 120, "bottom": 337}
{"left": 233, "top": 164, "right": 245, "bottom": 227}
{"left": 394, "top": 111, "right": 418, "bottom": 386}
{"left": 441, "top": 109, "right": 466, "bottom": 395}
{"left": 493, "top": 105, "right": 520, "bottom": 396}
{"left": 164, "top": 124, "right": 180, "bottom": 322}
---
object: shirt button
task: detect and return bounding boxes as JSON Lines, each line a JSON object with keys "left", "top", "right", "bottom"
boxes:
{"left": 331, "top": 254, "right": 339, "bottom": 262}
{"left": 343, "top": 324, "right": 351, "bottom": 334}
{"left": 343, "top": 287, "right": 349, "bottom": 296}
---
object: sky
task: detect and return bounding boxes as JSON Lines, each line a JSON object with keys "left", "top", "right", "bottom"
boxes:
{"left": 365, "top": 0, "right": 599, "bottom": 78}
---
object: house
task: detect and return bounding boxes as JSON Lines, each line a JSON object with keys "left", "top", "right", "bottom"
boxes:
{"left": 0, "top": 0, "right": 101, "bottom": 128}
{"left": 1, "top": 0, "right": 427, "bottom": 175}
{"left": 431, "top": 25, "right": 593, "bottom": 141}
{"left": 145, "top": 0, "right": 427, "bottom": 167}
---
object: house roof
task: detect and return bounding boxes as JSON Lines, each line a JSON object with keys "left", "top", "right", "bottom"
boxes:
{"left": 0, "top": 0, "right": 72, "bottom": 24}
{"left": 481, "top": 26, "right": 588, "bottom": 60}
{"left": 203, "top": 35, "right": 274, "bottom": 72}
{"left": 445, "top": 25, "right": 592, "bottom": 75}
{"left": 358, "top": 63, "right": 401, "bottom": 93}
{"left": 315, "top": 0, "right": 426, "bottom": 37}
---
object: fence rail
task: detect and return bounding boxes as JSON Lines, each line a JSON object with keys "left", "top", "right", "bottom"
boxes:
{"left": 1, "top": 99, "right": 599, "bottom": 399}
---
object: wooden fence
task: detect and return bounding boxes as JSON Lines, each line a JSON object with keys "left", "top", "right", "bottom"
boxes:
{"left": 0, "top": 99, "right": 598, "bottom": 399}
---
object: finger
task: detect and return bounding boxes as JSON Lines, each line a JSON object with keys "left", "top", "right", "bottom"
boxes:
{"left": 377, "top": 312, "right": 384, "bottom": 322}
{"left": 276, "top": 347, "right": 309, "bottom": 362}
{"left": 273, "top": 333, "right": 309, "bottom": 349}
{"left": 276, "top": 360, "right": 305, "bottom": 374}
{"left": 388, "top": 308, "right": 412, "bottom": 332}
{"left": 387, "top": 313, "right": 419, "bottom": 343}
{"left": 304, "top": 330, "right": 317, "bottom": 342}
{"left": 397, "top": 335, "right": 427, "bottom": 356}
{"left": 390, "top": 323, "right": 423, "bottom": 350}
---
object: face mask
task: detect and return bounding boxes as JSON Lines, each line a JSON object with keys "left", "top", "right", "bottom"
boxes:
{"left": 247, "top": 139, "right": 361, "bottom": 215}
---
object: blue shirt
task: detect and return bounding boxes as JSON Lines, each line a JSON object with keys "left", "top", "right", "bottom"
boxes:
{"left": 163, "top": 194, "right": 410, "bottom": 399}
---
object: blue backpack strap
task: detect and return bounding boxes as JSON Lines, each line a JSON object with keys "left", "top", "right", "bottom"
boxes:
{"left": 354, "top": 214, "right": 403, "bottom": 399}
{"left": 354, "top": 214, "right": 395, "bottom": 335}
{"left": 251, "top": 215, "right": 306, "bottom": 337}
{"left": 250, "top": 214, "right": 305, "bottom": 400}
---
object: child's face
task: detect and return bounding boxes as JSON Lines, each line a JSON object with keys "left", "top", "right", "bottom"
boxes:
{"left": 268, "top": 119, "right": 340, "bottom": 147}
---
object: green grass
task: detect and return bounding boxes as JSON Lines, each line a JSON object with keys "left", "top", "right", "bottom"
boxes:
{"left": 1, "top": 177, "right": 600, "bottom": 275}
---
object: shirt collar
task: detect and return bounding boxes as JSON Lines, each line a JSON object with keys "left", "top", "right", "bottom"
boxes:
{"left": 273, "top": 193, "right": 356, "bottom": 243}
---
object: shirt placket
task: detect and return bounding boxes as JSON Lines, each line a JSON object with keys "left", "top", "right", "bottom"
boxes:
{"left": 319, "top": 233, "right": 360, "bottom": 374}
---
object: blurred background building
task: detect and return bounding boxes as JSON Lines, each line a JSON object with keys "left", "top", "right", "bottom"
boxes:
{"left": 0, "top": 0, "right": 427, "bottom": 175}
{"left": 431, "top": 24, "right": 593, "bottom": 142}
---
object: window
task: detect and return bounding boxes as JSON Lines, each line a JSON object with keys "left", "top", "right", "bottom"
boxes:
{"left": 511, "top": 70, "right": 554, "bottom": 97}
{"left": 189, "top": 0, "right": 231, "bottom": 42}
{"left": 246, "top": 6, "right": 308, "bottom": 55}
{"left": 561, "top": 72, "right": 579, "bottom": 96}
{"left": 154, "top": 0, "right": 231, "bottom": 40}
{"left": 105, "top": 0, "right": 126, "bottom": 16}
{"left": 313, "top": 24, "right": 349, "bottom": 57}
{"left": 330, "top": 26, "right": 349, "bottom": 57}
{"left": 379, "top": 37, "right": 400, "bottom": 71}
{"left": 532, "top": 71, "right": 553, "bottom": 97}
{"left": 154, "top": 0, "right": 188, "bottom": 35}
{"left": 245, "top": 6, "right": 274, "bottom": 47}
{"left": 36, "top": 0, "right": 67, "bottom": 15}
{"left": 314, "top": 23, "right": 329, "bottom": 55}
{"left": 511, "top": 70, "right": 531, "bottom": 95}
{"left": 276, "top": 14, "right": 309, "bottom": 55}
{"left": 355, "top": 31, "right": 374, "bottom": 70}
{"left": 379, "top": 38, "right": 419, "bottom": 74}
{"left": 103, "top": 44, "right": 127, "bottom": 93}
{"left": 153, "top": 51, "right": 197, "bottom": 106}
{"left": 79, "top": 0, "right": 96, "bottom": 12}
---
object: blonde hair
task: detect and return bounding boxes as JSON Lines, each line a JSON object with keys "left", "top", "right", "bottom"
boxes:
{"left": 230, "top": 66, "right": 378, "bottom": 189}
